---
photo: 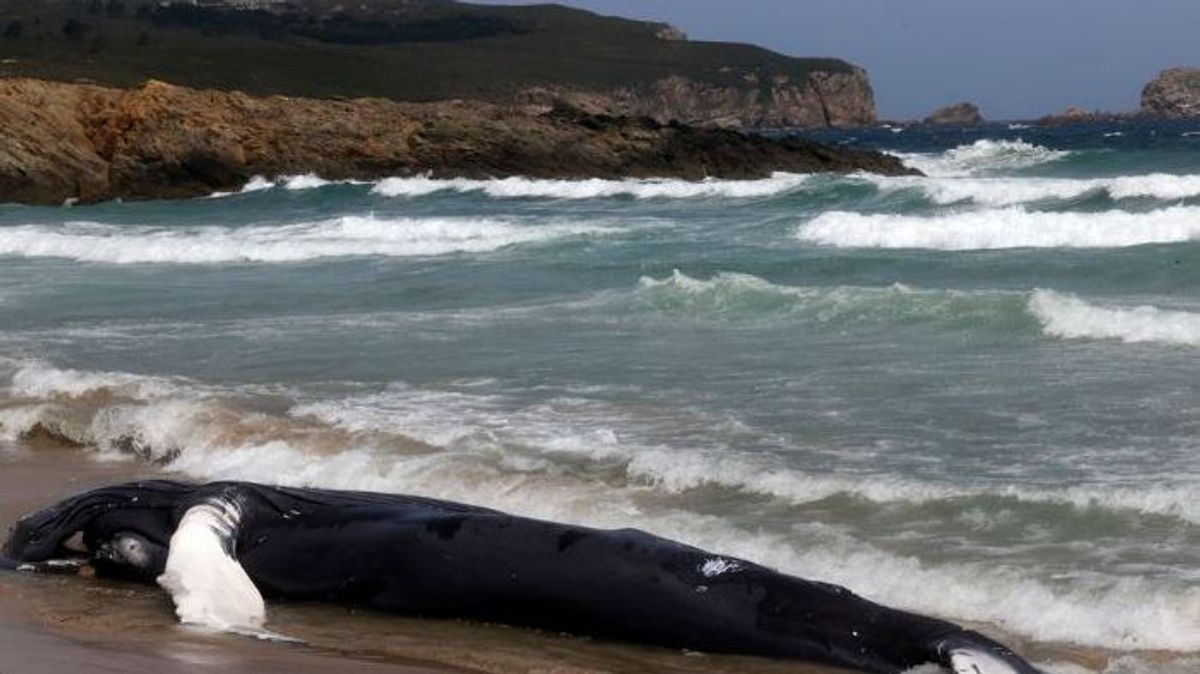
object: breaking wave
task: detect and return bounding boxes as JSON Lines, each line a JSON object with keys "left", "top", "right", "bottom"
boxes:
{"left": 208, "top": 173, "right": 361, "bottom": 197}
{"left": 1030, "top": 290, "right": 1200, "bottom": 347}
{"left": 1, "top": 360, "right": 1198, "bottom": 652}
{"left": 798, "top": 205, "right": 1200, "bottom": 250}
{"left": 0, "top": 216, "right": 611, "bottom": 264}
{"left": 865, "top": 173, "right": 1200, "bottom": 207}
{"left": 372, "top": 173, "right": 812, "bottom": 200}
{"left": 897, "top": 139, "right": 1071, "bottom": 177}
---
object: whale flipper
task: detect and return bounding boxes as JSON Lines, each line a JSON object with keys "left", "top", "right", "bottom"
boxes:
{"left": 157, "top": 497, "right": 266, "bottom": 633}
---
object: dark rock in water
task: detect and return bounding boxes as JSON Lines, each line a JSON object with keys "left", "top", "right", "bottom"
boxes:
{"left": 0, "top": 78, "right": 918, "bottom": 206}
{"left": 923, "top": 102, "right": 983, "bottom": 126}
{"left": 1141, "top": 68, "right": 1200, "bottom": 118}
{"left": 1036, "top": 106, "right": 1127, "bottom": 126}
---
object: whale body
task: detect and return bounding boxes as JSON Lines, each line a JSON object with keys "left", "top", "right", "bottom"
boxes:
{"left": 3, "top": 480, "right": 1041, "bottom": 674}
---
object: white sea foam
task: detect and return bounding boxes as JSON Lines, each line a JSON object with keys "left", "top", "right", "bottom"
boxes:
{"left": 4, "top": 362, "right": 1200, "bottom": 651}
{"left": 241, "top": 176, "right": 275, "bottom": 192}
{"left": 8, "top": 360, "right": 183, "bottom": 399}
{"left": 5, "top": 360, "right": 1200, "bottom": 526}
{"left": 372, "top": 173, "right": 812, "bottom": 200}
{"left": 897, "top": 139, "right": 1070, "bottom": 177}
{"left": 798, "top": 205, "right": 1200, "bottom": 250}
{"left": 864, "top": 173, "right": 1200, "bottom": 207}
{"left": 1030, "top": 290, "right": 1200, "bottom": 347}
{"left": 0, "top": 216, "right": 611, "bottom": 264}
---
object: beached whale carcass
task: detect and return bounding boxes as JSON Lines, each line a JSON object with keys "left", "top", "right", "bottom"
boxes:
{"left": 3, "top": 480, "right": 1041, "bottom": 674}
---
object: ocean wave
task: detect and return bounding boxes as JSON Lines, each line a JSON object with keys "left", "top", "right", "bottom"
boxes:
{"left": 897, "top": 139, "right": 1070, "bottom": 177}
{"left": 864, "top": 173, "right": 1200, "bottom": 207}
{"left": 0, "top": 215, "right": 611, "bottom": 264}
{"left": 2, "top": 361, "right": 1197, "bottom": 651}
{"left": 1030, "top": 290, "right": 1200, "bottom": 347}
{"left": 372, "top": 173, "right": 812, "bottom": 200}
{"left": 628, "top": 270, "right": 1029, "bottom": 327}
{"left": 209, "top": 174, "right": 364, "bottom": 197}
{"left": 797, "top": 205, "right": 1200, "bottom": 250}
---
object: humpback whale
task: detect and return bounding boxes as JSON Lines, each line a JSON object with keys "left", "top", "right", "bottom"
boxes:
{"left": 3, "top": 480, "right": 1041, "bottom": 674}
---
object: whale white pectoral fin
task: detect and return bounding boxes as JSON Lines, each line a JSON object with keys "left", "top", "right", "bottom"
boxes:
{"left": 157, "top": 500, "right": 266, "bottom": 633}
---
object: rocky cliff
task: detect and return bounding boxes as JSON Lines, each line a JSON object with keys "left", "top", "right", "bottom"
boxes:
{"left": 0, "top": 78, "right": 914, "bottom": 205}
{"left": 0, "top": 0, "right": 877, "bottom": 131}
{"left": 521, "top": 69, "right": 875, "bottom": 130}
{"left": 1141, "top": 68, "right": 1200, "bottom": 118}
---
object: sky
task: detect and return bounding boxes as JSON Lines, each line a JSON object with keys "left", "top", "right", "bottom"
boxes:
{"left": 480, "top": 0, "right": 1200, "bottom": 120}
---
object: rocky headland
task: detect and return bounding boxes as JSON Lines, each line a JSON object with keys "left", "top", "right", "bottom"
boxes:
{"left": 0, "top": 0, "right": 877, "bottom": 131}
{"left": 1141, "top": 68, "right": 1200, "bottom": 118}
{"left": 0, "top": 78, "right": 915, "bottom": 205}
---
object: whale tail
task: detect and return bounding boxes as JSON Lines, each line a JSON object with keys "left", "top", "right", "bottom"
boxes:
{"left": 934, "top": 632, "right": 1043, "bottom": 674}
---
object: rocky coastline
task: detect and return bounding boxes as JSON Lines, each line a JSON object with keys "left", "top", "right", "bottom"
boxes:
{"left": 1141, "top": 68, "right": 1200, "bottom": 118}
{"left": 0, "top": 78, "right": 915, "bottom": 206}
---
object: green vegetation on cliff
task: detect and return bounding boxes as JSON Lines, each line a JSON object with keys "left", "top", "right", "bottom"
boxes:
{"left": 0, "top": 0, "right": 855, "bottom": 104}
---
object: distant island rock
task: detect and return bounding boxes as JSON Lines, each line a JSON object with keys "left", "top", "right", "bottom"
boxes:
{"left": 0, "top": 0, "right": 876, "bottom": 129}
{"left": 1141, "top": 68, "right": 1200, "bottom": 118}
{"left": 1036, "top": 105, "right": 1123, "bottom": 125}
{"left": 0, "top": 78, "right": 916, "bottom": 206}
{"left": 923, "top": 102, "right": 983, "bottom": 126}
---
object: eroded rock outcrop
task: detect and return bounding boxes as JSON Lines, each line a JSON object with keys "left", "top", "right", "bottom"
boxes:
{"left": 1141, "top": 68, "right": 1200, "bottom": 118}
{"left": 0, "top": 78, "right": 915, "bottom": 205}
{"left": 520, "top": 68, "right": 876, "bottom": 130}
{"left": 923, "top": 102, "right": 983, "bottom": 126}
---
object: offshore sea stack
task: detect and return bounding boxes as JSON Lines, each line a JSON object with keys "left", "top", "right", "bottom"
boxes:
{"left": 923, "top": 102, "right": 983, "bottom": 126}
{"left": 1141, "top": 68, "right": 1200, "bottom": 118}
{"left": 0, "top": 78, "right": 915, "bottom": 205}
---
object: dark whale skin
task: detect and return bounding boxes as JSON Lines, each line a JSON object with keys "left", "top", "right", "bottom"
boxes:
{"left": 4, "top": 481, "right": 1040, "bottom": 674}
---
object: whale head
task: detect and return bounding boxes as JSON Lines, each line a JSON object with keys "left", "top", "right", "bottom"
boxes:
{"left": 4, "top": 481, "right": 194, "bottom": 562}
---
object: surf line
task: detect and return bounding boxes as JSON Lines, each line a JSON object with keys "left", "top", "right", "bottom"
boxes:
{"left": 5, "top": 480, "right": 1041, "bottom": 674}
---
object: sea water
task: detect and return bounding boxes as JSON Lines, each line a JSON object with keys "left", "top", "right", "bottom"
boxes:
{"left": 1, "top": 119, "right": 1198, "bottom": 668}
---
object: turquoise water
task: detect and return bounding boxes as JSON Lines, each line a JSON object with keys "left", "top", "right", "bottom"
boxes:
{"left": 1, "top": 121, "right": 1199, "bottom": 662}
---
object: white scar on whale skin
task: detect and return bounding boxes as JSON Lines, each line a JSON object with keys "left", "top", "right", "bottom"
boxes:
{"left": 945, "top": 645, "right": 1025, "bottom": 674}
{"left": 157, "top": 498, "right": 266, "bottom": 633}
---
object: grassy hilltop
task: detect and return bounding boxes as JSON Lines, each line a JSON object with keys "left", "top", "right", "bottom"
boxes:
{"left": 0, "top": 0, "right": 856, "bottom": 103}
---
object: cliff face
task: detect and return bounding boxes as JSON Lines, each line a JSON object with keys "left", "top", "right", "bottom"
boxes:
{"left": 0, "top": 78, "right": 914, "bottom": 205}
{"left": 0, "top": 0, "right": 876, "bottom": 131}
{"left": 1141, "top": 68, "right": 1200, "bottom": 118}
{"left": 521, "top": 68, "right": 876, "bottom": 130}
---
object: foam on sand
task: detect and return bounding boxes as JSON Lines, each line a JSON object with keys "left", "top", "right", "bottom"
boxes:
{"left": 797, "top": 205, "right": 1200, "bottom": 250}
{"left": 0, "top": 215, "right": 612, "bottom": 264}
{"left": 1030, "top": 290, "right": 1200, "bottom": 347}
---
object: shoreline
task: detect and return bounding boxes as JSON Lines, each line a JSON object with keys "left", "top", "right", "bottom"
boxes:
{"left": 1, "top": 443, "right": 1189, "bottom": 674}
{"left": 0, "top": 77, "right": 916, "bottom": 207}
